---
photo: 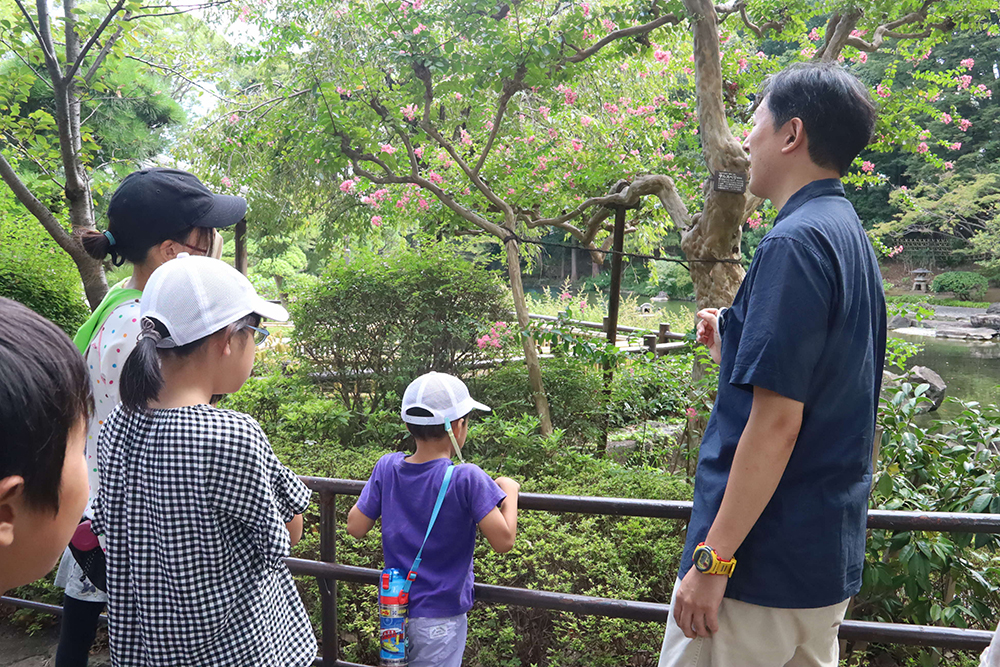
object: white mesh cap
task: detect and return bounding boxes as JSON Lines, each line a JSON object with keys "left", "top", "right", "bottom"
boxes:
{"left": 401, "top": 372, "right": 491, "bottom": 425}
{"left": 141, "top": 254, "right": 288, "bottom": 347}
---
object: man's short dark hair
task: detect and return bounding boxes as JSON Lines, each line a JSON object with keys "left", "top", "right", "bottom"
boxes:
{"left": 762, "top": 63, "right": 877, "bottom": 176}
{"left": 0, "top": 298, "right": 93, "bottom": 511}
{"left": 404, "top": 407, "right": 467, "bottom": 441}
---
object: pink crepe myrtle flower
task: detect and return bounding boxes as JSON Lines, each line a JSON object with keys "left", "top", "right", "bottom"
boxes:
{"left": 958, "top": 75, "right": 972, "bottom": 90}
{"left": 602, "top": 18, "right": 616, "bottom": 32}
{"left": 603, "top": 102, "right": 619, "bottom": 114}
{"left": 380, "top": 143, "right": 396, "bottom": 154}
{"left": 646, "top": 116, "right": 656, "bottom": 125}
{"left": 417, "top": 199, "right": 429, "bottom": 211}
{"left": 559, "top": 291, "right": 572, "bottom": 300}
{"left": 538, "top": 106, "right": 550, "bottom": 120}
{"left": 507, "top": 188, "right": 516, "bottom": 195}
{"left": 949, "top": 142, "right": 962, "bottom": 151}
{"left": 548, "top": 127, "right": 559, "bottom": 139}
{"left": 808, "top": 28, "right": 821, "bottom": 41}
{"left": 663, "top": 152, "right": 674, "bottom": 161}
{"left": 887, "top": 245, "right": 903, "bottom": 258}
{"left": 413, "top": 23, "right": 427, "bottom": 34}
{"left": 857, "top": 52, "right": 868, "bottom": 63}
{"left": 876, "top": 83, "right": 890, "bottom": 98}
{"left": 571, "top": 138, "right": 583, "bottom": 151}
{"left": 370, "top": 216, "right": 383, "bottom": 227}
{"left": 654, "top": 48, "right": 671, "bottom": 64}
{"left": 961, "top": 58, "right": 975, "bottom": 70}
{"left": 944, "top": 161, "right": 954, "bottom": 170}
{"left": 454, "top": 92, "right": 463, "bottom": 101}
{"left": 339, "top": 179, "right": 355, "bottom": 193}
{"left": 414, "top": 146, "right": 424, "bottom": 159}
{"left": 746, "top": 212, "right": 763, "bottom": 229}
{"left": 861, "top": 161, "right": 874, "bottom": 173}
{"left": 738, "top": 57, "right": 748, "bottom": 71}
{"left": 580, "top": 2, "right": 590, "bottom": 16}
{"left": 220, "top": 176, "right": 232, "bottom": 188}
{"left": 917, "top": 142, "right": 929, "bottom": 153}
{"left": 402, "top": 104, "right": 419, "bottom": 121}
{"left": 228, "top": 114, "right": 239, "bottom": 125}
{"left": 940, "top": 113, "right": 952, "bottom": 124}
{"left": 801, "top": 47, "right": 816, "bottom": 58}
{"left": 556, "top": 84, "right": 577, "bottom": 105}
{"left": 686, "top": 407, "right": 698, "bottom": 418}
{"left": 460, "top": 128, "right": 472, "bottom": 146}
{"left": 428, "top": 171, "right": 444, "bottom": 184}
{"left": 959, "top": 119, "right": 972, "bottom": 131}
{"left": 581, "top": 116, "right": 593, "bottom": 127}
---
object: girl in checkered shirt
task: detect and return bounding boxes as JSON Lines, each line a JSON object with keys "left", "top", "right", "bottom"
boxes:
{"left": 91, "top": 256, "right": 316, "bottom": 666}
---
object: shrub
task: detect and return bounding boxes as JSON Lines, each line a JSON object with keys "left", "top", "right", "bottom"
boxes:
{"left": 931, "top": 271, "right": 988, "bottom": 301}
{"left": 0, "top": 212, "right": 88, "bottom": 334}
{"left": 290, "top": 243, "right": 510, "bottom": 415}
{"left": 648, "top": 260, "right": 695, "bottom": 300}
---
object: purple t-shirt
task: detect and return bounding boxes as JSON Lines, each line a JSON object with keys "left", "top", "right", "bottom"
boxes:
{"left": 356, "top": 453, "right": 506, "bottom": 618}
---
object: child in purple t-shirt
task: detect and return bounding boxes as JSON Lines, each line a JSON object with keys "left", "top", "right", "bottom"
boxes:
{"left": 347, "top": 372, "right": 519, "bottom": 667}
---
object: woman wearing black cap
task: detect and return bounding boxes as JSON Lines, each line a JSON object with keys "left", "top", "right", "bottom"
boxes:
{"left": 53, "top": 168, "right": 247, "bottom": 667}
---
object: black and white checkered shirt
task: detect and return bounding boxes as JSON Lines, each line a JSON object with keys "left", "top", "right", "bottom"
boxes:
{"left": 92, "top": 404, "right": 316, "bottom": 666}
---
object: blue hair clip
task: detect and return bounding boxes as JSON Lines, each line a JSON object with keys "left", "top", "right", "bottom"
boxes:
{"left": 103, "top": 230, "right": 117, "bottom": 247}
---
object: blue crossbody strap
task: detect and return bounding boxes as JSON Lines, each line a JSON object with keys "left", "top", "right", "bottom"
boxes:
{"left": 402, "top": 463, "right": 454, "bottom": 594}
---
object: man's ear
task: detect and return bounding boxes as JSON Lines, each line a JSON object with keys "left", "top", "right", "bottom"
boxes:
{"left": 0, "top": 476, "right": 26, "bottom": 548}
{"left": 781, "top": 118, "right": 807, "bottom": 155}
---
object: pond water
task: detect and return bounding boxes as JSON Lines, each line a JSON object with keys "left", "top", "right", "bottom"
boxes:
{"left": 890, "top": 332, "right": 1000, "bottom": 419}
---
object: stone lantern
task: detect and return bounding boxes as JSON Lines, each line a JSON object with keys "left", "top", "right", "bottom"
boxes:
{"left": 911, "top": 268, "right": 931, "bottom": 292}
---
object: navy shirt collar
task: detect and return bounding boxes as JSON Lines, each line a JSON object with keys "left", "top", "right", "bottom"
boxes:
{"left": 774, "top": 178, "right": 845, "bottom": 225}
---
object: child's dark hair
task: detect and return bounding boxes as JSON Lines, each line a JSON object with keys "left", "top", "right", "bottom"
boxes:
{"left": 405, "top": 407, "right": 468, "bottom": 440}
{"left": 79, "top": 226, "right": 215, "bottom": 267}
{"left": 120, "top": 312, "right": 260, "bottom": 412}
{"left": 0, "top": 298, "right": 93, "bottom": 512}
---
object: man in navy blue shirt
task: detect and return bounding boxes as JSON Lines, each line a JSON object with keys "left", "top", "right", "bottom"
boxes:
{"left": 659, "top": 63, "right": 886, "bottom": 667}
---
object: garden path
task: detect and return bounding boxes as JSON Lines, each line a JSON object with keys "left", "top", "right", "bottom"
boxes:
{"left": 0, "top": 620, "right": 110, "bottom": 667}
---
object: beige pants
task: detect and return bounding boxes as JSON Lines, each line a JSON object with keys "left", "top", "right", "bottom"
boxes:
{"left": 658, "top": 578, "right": 849, "bottom": 667}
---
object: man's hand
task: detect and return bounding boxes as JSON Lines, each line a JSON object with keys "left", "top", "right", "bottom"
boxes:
{"left": 672, "top": 567, "right": 729, "bottom": 639}
{"left": 696, "top": 308, "right": 722, "bottom": 364}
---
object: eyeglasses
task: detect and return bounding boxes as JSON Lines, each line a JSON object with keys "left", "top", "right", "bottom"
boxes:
{"left": 246, "top": 325, "right": 270, "bottom": 347}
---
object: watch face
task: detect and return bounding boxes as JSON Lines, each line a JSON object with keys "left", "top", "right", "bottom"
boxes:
{"left": 694, "top": 547, "right": 713, "bottom": 572}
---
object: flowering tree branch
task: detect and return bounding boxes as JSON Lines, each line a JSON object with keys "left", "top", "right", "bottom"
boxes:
{"left": 474, "top": 65, "right": 527, "bottom": 176}
{"left": 737, "top": 3, "right": 785, "bottom": 39}
{"left": 842, "top": 0, "right": 954, "bottom": 54}
{"left": 562, "top": 13, "right": 682, "bottom": 64}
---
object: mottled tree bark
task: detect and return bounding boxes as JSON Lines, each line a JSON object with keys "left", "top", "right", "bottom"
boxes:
{"left": 679, "top": 0, "right": 751, "bottom": 311}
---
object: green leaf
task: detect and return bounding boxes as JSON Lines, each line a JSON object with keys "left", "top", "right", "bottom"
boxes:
{"left": 877, "top": 472, "right": 893, "bottom": 497}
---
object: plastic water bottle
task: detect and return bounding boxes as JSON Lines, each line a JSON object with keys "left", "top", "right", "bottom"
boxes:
{"left": 379, "top": 568, "right": 408, "bottom": 666}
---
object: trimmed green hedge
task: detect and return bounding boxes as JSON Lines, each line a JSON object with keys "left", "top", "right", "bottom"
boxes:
{"left": 931, "top": 271, "right": 989, "bottom": 302}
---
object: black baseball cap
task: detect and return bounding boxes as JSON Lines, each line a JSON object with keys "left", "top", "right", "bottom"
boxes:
{"left": 106, "top": 168, "right": 246, "bottom": 252}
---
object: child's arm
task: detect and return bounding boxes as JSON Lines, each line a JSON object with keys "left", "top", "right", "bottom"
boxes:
{"left": 286, "top": 514, "right": 304, "bottom": 546}
{"left": 347, "top": 504, "right": 376, "bottom": 538}
{"left": 478, "top": 477, "right": 519, "bottom": 553}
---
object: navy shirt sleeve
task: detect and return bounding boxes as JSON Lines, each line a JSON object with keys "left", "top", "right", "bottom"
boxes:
{"left": 730, "top": 236, "right": 834, "bottom": 402}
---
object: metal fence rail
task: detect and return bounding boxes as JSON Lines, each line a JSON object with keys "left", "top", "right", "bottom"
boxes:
{"left": 5, "top": 476, "right": 1000, "bottom": 664}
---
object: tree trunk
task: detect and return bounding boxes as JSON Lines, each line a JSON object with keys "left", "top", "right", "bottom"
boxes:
{"left": 591, "top": 258, "right": 599, "bottom": 278}
{"left": 570, "top": 247, "right": 578, "bottom": 281}
{"left": 680, "top": 0, "right": 749, "bottom": 311}
{"left": 504, "top": 232, "right": 553, "bottom": 435}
